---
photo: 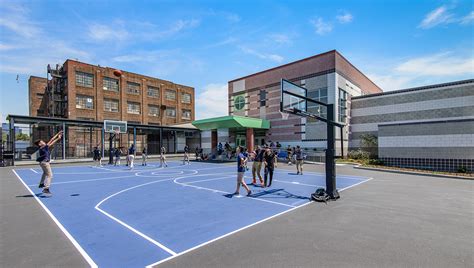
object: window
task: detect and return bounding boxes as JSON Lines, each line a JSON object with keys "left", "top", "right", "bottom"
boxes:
{"left": 338, "top": 88, "right": 348, "bottom": 123}
{"left": 103, "top": 77, "right": 119, "bottom": 92}
{"left": 165, "top": 90, "right": 176, "bottom": 100}
{"left": 104, "top": 98, "right": 119, "bottom": 112}
{"left": 127, "top": 82, "right": 140, "bottom": 95}
{"left": 234, "top": 95, "right": 245, "bottom": 110}
{"left": 182, "top": 109, "right": 191, "bottom": 119}
{"left": 76, "top": 95, "right": 94, "bottom": 109}
{"left": 166, "top": 107, "right": 176, "bottom": 117}
{"left": 181, "top": 93, "right": 191, "bottom": 103}
{"left": 259, "top": 90, "right": 266, "bottom": 107}
{"left": 307, "top": 87, "right": 328, "bottom": 122}
{"left": 36, "top": 93, "right": 44, "bottom": 99}
{"left": 75, "top": 71, "right": 94, "bottom": 88}
{"left": 127, "top": 102, "right": 141, "bottom": 114}
{"left": 148, "top": 105, "right": 160, "bottom": 116}
{"left": 147, "top": 86, "right": 160, "bottom": 98}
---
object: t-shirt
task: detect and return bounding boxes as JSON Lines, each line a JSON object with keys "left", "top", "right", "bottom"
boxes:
{"left": 129, "top": 147, "right": 135, "bottom": 155}
{"left": 161, "top": 147, "right": 166, "bottom": 154}
{"left": 237, "top": 153, "right": 246, "bottom": 172}
{"left": 295, "top": 149, "right": 303, "bottom": 160}
{"left": 184, "top": 146, "right": 189, "bottom": 153}
{"left": 264, "top": 152, "right": 276, "bottom": 167}
{"left": 254, "top": 149, "right": 264, "bottom": 162}
{"left": 93, "top": 149, "right": 100, "bottom": 157}
{"left": 114, "top": 149, "right": 121, "bottom": 157}
{"left": 36, "top": 145, "right": 50, "bottom": 162}
{"left": 142, "top": 148, "right": 147, "bottom": 154}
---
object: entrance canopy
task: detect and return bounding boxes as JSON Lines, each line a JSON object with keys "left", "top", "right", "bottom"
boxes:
{"left": 192, "top": 115, "right": 270, "bottom": 130}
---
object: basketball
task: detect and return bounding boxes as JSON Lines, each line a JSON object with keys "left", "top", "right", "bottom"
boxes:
{"left": 113, "top": 69, "right": 123, "bottom": 77}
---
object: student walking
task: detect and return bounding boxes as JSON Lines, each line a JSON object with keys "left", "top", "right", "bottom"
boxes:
{"left": 92, "top": 145, "right": 102, "bottom": 167}
{"left": 114, "top": 147, "right": 122, "bottom": 166}
{"left": 233, "top": 146, "right": 252, "bottom": 196}
{"left": 183, "top": 144, "right": 190, "bottom": 165}
{"left": 160, "top": 146, "right": 168, "bottom": 167}
{"left": 34, "top": 130, "right": 63, "bottom": 196}
{"left": 251, "top": 146, "right": 264, "bottom": 186}
{"left": 128, "top": 144, "right": 136, "bottom": 169}
{"left": 141, "top": 147, "right": 148, "bottom": 166}
{"left": 295, "top": 145, "right": 304, "bottom": 175}
{"left": 263, "top": 146, "right": 277, "bottom": 187}
{"left": 286, "top": 145, "right": 293, "bottom": 165}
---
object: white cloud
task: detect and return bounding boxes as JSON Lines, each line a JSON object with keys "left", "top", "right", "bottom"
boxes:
{"left": 0, "top": 3, "right": 40, "bottom": 38}
{"left": 268, "top": 34, "right": 292, "bottom": 44}
{"left": 460, "top": 11, "right": 474, "bottom": 25}
{"left": 239, "top": 46, "right": 284, "bottom": 62}
{"left": 336, "top": 12, "right": 353, "bottom": 24}
{"left": 205, "top": 37, "right": 238, "bottom": 48}
{"left": 395, "top": 52, "right": 474, "bottom": 76}
{"left": 163, "top": 19, "right": 200, "bottom": 36}
{"left": 88, "top": 24, "right": 129, "bottom": 41}
{"left": 225, "top": 13, "right": 241, "bottom": 23}
{"left": 310, "top": 18, "right": 333, "bottom": 35}
{"left": 195, "top": 83, "right": 228, "bottom": 119}
{"left": 419, "top": 6, "right": 453, "bottom": 29}
{"left": 368, "top": 52, "right": 474, "bottom": 91}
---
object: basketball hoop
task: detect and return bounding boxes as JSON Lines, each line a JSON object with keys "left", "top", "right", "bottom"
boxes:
{"left": 279, "top": 111, "right": 289, "bottom": 120}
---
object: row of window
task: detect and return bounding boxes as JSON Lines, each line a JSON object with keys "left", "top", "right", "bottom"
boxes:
{"left": 75, "top": 95, "right": 191, "bottom": 119}
{"left": 76, "top": 71, "right": 192, "bottom": 103}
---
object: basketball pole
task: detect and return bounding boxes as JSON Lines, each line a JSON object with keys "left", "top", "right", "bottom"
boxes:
{"left": 325, "top": 104, "right": 339, "bottom": 199}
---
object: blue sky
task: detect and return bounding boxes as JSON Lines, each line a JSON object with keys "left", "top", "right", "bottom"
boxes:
{"left": 1, "top": 0, "right": 473, "bottom": 122}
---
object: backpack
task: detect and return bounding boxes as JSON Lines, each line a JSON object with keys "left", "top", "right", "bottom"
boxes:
{"left": 311, "top": 188, "right": 330, "bottom": 203}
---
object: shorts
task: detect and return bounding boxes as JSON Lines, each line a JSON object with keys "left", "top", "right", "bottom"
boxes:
{"left": 237, "top": 172, "right": 245, "bottom": 183}
{"left": 93, "top": 155, "right": 101, "bottom": 160}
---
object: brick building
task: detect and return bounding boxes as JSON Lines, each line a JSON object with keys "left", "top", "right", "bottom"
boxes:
{"left": 194, "top": 50, "right": 382, "bottom": 156}
{"left": 28, "top": 59, "right": 196, "bottom": 157}
{"left": 29, "top": 59, "right": 195, "bottom": 124}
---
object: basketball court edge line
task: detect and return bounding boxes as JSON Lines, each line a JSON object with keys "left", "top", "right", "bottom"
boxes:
{"left": 145, "top": 176, "right": 374, "bottom": 267}
{"left": 12, "top": 169, "right": 98, "bottom": 268}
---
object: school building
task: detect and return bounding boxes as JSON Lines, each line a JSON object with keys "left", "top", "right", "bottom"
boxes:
{"left": 193, "top": 50, "right": 474, "bottom": 171}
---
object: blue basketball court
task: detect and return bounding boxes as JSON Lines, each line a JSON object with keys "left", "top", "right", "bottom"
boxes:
{"left": 13, "top": 161, "right": 371, "bottom": 268}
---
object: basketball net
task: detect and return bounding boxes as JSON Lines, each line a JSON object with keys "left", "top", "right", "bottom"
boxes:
{"left": 279, "top": 111, "right": 289, "bottom": 120}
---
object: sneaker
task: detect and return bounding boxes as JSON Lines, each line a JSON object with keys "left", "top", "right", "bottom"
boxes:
{"left": 297, "top": 172, "right": 300, "bottom": 175}
{"left": 247, "top": 190, "right": 252, "bottom": 196}
{"left": 42, "top": 188, "right": 52, "bottom": 196}
{"left": 233, "top": 192, "right": 239, "bottom": 195}
{"left": 38, "top": 183, "right": 44, "bottom": 188}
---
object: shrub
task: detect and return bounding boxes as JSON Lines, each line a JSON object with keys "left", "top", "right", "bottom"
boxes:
{"left": 348, "top": 149, "right": 370, "bottom": 160}
{"left": 368, "top": 159, "right": 384, "bottom": 165}
{"left": 457, "top": 166, "right": 468, "bottom": 173}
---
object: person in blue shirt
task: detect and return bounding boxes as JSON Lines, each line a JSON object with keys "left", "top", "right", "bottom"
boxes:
{"left": 233, "top": 146, "right": 252, "bottom": 196}
{"left": 114, "top": 147, "right": 122, "bottom": 166}
{"left": 34, "top": 130, "right": 63, "bottom": 196}
{"left": 128, "top": 144, "right": 136, "bottom": 169}
{"left": 92, "top": 144, "right": 102, "bottom": 167}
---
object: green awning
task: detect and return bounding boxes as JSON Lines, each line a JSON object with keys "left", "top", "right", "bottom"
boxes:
{"left": 192, "top": 115, "right": 270, "bottom": 131}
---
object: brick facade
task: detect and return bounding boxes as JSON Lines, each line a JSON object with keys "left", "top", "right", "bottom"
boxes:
{"left": 29, "top": 59, "right": 195, "bottom": 126}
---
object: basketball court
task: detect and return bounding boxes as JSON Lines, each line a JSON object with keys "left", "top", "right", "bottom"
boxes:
{"left": 13, "top": 161, "right": 371, "bottom": 267}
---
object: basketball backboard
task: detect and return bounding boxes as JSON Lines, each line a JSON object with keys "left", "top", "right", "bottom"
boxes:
{"left": 104, "top": 120, "right": 127, "bottom": 133}
{"left": 280, "top": 79, "right": 307, "bottom": 114}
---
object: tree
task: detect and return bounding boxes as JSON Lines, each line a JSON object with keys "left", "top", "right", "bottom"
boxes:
{"left": 359, "top": 134, "right": 378, "bottom": 158}
{"left": 16, "top": 133, "right": 30, "bottom": 141}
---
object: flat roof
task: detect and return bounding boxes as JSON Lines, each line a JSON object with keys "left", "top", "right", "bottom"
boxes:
{"left": 6, "top": 115, "right": 198, "bottom": 131}
{"left": 352, "top": 79, "right": 474, "bottom": 100}
{"left": 192, "top": 115, "right": 270, "bottom": 130}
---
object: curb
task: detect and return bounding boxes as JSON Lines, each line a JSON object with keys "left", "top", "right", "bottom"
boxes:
{"left": 354, "top": 165, "right": 473, "bottom": 180}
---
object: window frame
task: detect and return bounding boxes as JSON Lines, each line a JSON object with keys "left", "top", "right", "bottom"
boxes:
{"left": 75, "top": 95, "right": 94, "bottom": 110}
{"left": 75, "top": 71, "right": 94, "bottom": 88}
{"left": 181, "top": 109, "right": 191, "bottom": 120}
{"left": 181, "top": 92, "right": 192, "bottom": 104}
{"left": 147, "top": 86, "right": 160, "bottom": 98}
{"left": 148, "top": 104, "right": 160, "bottom": 117}
{"left": 234, "top": 95, "right": 245, "bottom": 111}
{"left": 103, "top": 98, "right": 120, "bottom": 112}
{"left": 127, "top": 101, "right": 141, "bottom": 114}
{"left": 165, "top": 107, "right": 176, "bottom": 117}
{"left": 165, "top": 89, "right": 176, "bottom": 101}
{"left": 103, "top": 77, "right": 120, "bottom": 92}
{"left": 126, "top": 81, "right": 141, "bottom": 95}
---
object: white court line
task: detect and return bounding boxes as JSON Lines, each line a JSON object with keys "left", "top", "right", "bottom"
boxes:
{"left": 94, "top": 176, "right": 193, "bottom": 256}
{"left": 30, "top": 168, "right": 39, "bottom": 174}
{"left": 339, "top": 177, "right": 374, "bottom": 192}
{"left": 146, "top": 172, "right": 375, "bottom": 268}
{"left": 145, "top": 200, "right": 313, "bottom": 268}
{"left": 273, "top": 179, "right": 325, "bottom": 188}
{"left": 273, "top": 169, "right": 368, "bottom": 180}
{"left": 12, "top": 170, "right": 98, "bottom": 268}
{"left": 174, "top": 175, "right": 296, "bottom": 208}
